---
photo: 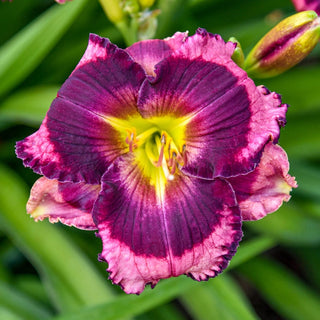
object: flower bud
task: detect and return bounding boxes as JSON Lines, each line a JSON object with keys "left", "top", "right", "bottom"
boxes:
{"left": 138, "top": 9, "right": 160, "bottom": 40}
{"left": 123, "top": 0, "right": 140, "bottom": 15}
{"left": 244, "top": 10, "right": 320, "bottom": 78}
{"left": 98, "top": 0, "right": 124, "bottom": 23}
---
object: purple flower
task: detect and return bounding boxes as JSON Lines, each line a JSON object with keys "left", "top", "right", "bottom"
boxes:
{"left": 292, "top": 0, "right": 320, "bottom": 14}
{"left": 16, "top": 29, "right": 296, "bottom": 294}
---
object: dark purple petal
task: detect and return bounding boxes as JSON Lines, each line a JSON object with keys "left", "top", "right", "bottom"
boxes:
{"left": 93, "top": 154, "right": 242, "bottom": 294}
{"left": 138, "top": 29, "right": 288, "bottom": 178}
{"left": 16, "top": 34, "right": 146, "bottom": 184}
{"left": 61, "top": 34, "right": 146, "bottom": 119}
{"left": 126, "top": 32, "right": 187, "bottom": 75}
{"left": 27, "top": 177, "right": 99, "bottom": 230}
{"left": 229, "top": 143, "right": 297, "bottom": 221}
{"left": 16, "top": 109, "right": 125, "bottom": 183}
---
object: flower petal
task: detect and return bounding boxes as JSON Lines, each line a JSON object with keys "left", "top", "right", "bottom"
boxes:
{"left": 27, "top": 177, "right": 99, "bottom": 230}
{"left": 63, "top": 34, "right": 146, "bottom": 118}
{"left": 126, "top": 31, "right": 188, "bottom": 76}
{"left": 229, "top": 143, "right": 297, "bottom": 221}
{"left": 138, "top": 28, "right": 288, "bottom": 178}
{"left": 16, "top": 34, "right": 146, "bottom": 184}
{"left": 292, "top": 0, "right": 320, "bottom": 14}
{"left": 93, "top": 155, "right": 242, "bottom": 294}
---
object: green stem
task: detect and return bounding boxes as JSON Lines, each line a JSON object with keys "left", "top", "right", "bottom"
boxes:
{"left": 115, "top": 19, "right": 138, "bottom": 46}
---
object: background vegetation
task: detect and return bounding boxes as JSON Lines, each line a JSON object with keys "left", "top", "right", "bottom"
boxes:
{"left": 0, "top": 0, "right": 319, "bottom": 319}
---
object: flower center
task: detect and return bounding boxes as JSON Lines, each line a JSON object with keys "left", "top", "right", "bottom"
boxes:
{"left": 126, "top": 128, "right": 186, "bottom": 181}
{"left": 105, "top": 115, "right": 190, "bottom": 182}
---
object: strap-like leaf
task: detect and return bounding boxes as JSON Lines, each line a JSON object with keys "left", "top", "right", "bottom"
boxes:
{"left": 237, "top": 257, "right": 320, "bottom": 320}
{"left": 0, "top": 0, "right": 88, "bottom": 99}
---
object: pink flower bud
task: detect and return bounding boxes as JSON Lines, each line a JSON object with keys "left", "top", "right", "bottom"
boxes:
{"left": 244, "top": 10, "right": 320, "bottom": 78}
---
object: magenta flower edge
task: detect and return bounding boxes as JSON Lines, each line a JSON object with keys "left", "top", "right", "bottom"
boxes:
{"left": 292, "top": 0, "right": 320, "bottom": 15}
{"left": 16, "top": 29, "right": 296, "bottom": 294}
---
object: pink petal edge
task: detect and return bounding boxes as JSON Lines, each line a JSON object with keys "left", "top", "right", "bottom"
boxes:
{"left": 93, "top": 155, "right": 242, "bottom": 294}
{"left": 229, "top": 143, "right": 297, "bottom": 221}
{"left": 27, "top": 177, "right": 99, "bottom": 230}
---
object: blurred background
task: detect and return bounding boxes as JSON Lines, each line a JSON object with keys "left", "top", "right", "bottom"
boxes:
{"left": 0, "top": 0, "right": 320, "bottom": 319}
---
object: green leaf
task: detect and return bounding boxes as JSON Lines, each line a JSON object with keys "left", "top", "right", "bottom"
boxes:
{"left": 53, "top": 277, "right": 196, "bottom": 320}
{"left": 229, "top": 236, "right": 276, "bottom": 269}
{"left": 0, "top": 307, "right": 24, "bottom": 320}
{"left": 260, "top": 65, "right": 320, "bottom": 116}
{"left": 0, "top": 86, "right": 58, "bottom": 127}
{"left": 14, "top": 275, "right": 50, "bottom": 306}
{"left": 0, "top": 260, "right": 10, "bottom": 282}
{"left": 180, "top": 274, "right": 259, "bottom": 320}
{"left": 0, "top": 282, "right": 52, "bottom": 320}
{"left": 140, "top": 303, "right": 186, "bottom": 320}
{"left": 290, "top": 162, "right": 320, "bottom": 200}
{"left": 291, "top": 247, "right": 320, "bottom": 291}
{"left": 279, "top": 111, "right": 320, "bottom": 159}
{"left": 246, "top": 203, "right": 320, "bottom": 245}
{"left": 52, "top": 236, "right": 275, "bottom": 320}
{"left": 0, "top": 165, "right": 114, "bottom": 312}
{"left": 0, "top": 0, "right": 89, "bottom": 99}
{"left": 237, "top": 257, "right": 320, "bottom": 320}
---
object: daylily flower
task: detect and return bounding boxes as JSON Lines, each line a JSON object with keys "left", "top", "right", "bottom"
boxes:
{"left": 16, "top": 29, "right": 296, "bottom": 294}
{"left": 292, "top": 0, "right": 320, "bottom": 14}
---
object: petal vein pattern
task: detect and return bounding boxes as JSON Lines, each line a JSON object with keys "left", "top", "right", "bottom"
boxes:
{"left": 138, "top": 30, "right": 288, "bottom": 179}
{"left": 16, "top": 34, "right": 146, "bottom": 184}
{"left": 94, "top": 155, "right": 242, "bottom": 294}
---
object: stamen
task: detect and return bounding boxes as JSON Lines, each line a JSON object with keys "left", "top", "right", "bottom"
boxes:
{"left": 161, "top": 134, "right": 166, "bottom": 145}
{"left": 182, "top": 144, "right": 187, "bottom": 165}
{"left": 155, "top": 133, "right": 167, "bottom": 167}
{"left": 161, "top": 156, "right": 174, "bottom": 181}
{"left": 125, "top": 130, "right": 136, "bottom": 152}
{"left": 156, "top": 144, "right": 165, "bottom": 167}
{"left": 170, "top": 152, "right": 177, "bottom": 175}
{"left": 155, "top": 135, "right": 174, "bottom": 180}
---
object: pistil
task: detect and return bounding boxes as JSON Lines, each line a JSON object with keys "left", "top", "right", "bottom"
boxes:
{"left": 155, "top": 134, "right": 174, "bottom": 181}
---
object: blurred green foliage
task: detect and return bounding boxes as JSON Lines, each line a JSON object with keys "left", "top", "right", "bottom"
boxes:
{"left": 0, "top": 0, "right": 319, "bottom": 319}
